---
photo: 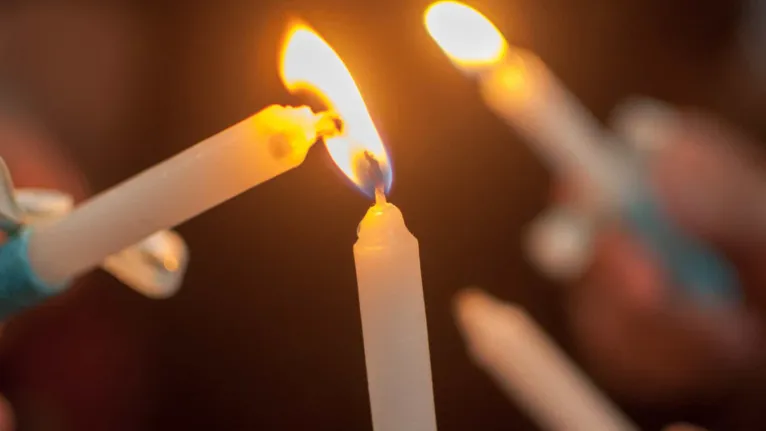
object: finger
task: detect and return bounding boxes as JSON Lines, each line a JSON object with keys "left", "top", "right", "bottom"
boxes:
{"left": 614, "top": 99, "right": 766, "bottom": 250}
{"left": 525, "top": 205, "right": 595, "bottom": 281}
{"left": 589, "top": 226, "right": 667, "bottom": 308}
{"left": 569, "top": 279, "right": 760, "bottom": 402}
{"left": 525, "top": 175, "right": 611, "bottom": 283}
{"left": 0, "top": 114, "right": 87, "bottom": 199}
{"left": 570, "top": 226, "right": 762, "bottom": 401}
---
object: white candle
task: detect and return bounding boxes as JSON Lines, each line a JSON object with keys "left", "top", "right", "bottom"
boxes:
{"left": 424, "top": 1, "right": 740, "bottom": 304}
{"left": 279, "top": 25, "right": 437, "bottom": 429}
{"left": 424, "top": 1, "right": 623, "bottom": 205}
{"left": 455, "top": 289, "right": 638, "bottom": 431}
{"left": 28, "top": 105, "right": 338, "bottom": 285}
{"left": 354, "top": 192, "right": 437, "bottom": 431}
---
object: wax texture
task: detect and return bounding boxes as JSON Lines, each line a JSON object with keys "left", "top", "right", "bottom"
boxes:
{"left": 28, "top": 105, "right": 324, "bottom": 285}
{"left": 354, "top": 203, "right": 437, "bottom": 431}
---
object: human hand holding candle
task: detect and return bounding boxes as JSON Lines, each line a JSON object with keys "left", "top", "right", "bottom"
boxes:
{"left": 560, "top": 107, "right": 766, "bottom": 402}
{"left": 0, "top": 111, "right": 185, "bottom": 315}
{"left": 281, "top": 25, "right": 436, "bottom": 431}
{"left": 0, "top": 96, "right": 340, "bottom": 318}
{"left": 423, "top": 1, "right": 740, "bottom": 305}
{"left": 27, "top": 105, "right": 339, "bottom": 285}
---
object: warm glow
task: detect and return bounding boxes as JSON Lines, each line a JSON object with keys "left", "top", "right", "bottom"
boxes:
{"left": 424, "top": 1, "right": 507, "bottom": 70}
{"left": 280, "top": 24, "right": 392, "bottom": 195}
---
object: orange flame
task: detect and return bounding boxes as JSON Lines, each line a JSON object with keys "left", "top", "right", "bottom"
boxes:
{"left": 280, "top": 24, "right": 392, "bottom": 195}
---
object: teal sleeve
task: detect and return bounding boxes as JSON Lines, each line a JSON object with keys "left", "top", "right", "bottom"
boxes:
{"left": 0, "top": 229, "right": 68, "bottom": 320}
{"left": 624, "top": 182, "right": 740, "bottom": 306}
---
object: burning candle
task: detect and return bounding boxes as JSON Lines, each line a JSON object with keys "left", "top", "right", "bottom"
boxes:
{"left": 281, "top": 25, "right": 437, "bottom": 431}
{"left": 424, "top": 1, "right": 739, "bottom": 305}
{"left": 26, "top": 104, "right": 340, "bottom": 286}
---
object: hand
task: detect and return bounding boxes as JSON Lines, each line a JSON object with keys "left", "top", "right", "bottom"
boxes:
{"left": 0, "top": 112, "right": 87, "bottom": 199}
{"left": 0, "top": 110, "right": 86, "bottom": 431}
{"left": 538, "top": 103, "right": 766, "bottom": 403}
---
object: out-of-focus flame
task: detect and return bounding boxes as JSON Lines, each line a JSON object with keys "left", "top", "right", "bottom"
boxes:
{"left": 280, "top": 24, "right": 392, "bottom": 196}
{"left": 424, "top": 1, "right": 507, "bottom": 70}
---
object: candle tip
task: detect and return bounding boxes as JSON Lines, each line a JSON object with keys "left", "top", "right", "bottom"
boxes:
{"left": 315, "top": 111, "right": 344, "bottom": 139}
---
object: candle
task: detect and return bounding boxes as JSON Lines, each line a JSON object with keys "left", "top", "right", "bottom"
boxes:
{"left": 26, "top": 104, "right": 340, "bottom": 286}
{"left": 424, "top": 1, "right": 739, "bottom": 305}
{"left": 455, "top": 289, "right": 638, "bottom": 431}
{"left": 355, "top": 192, "right": 437, "bottom": 431}
{"left": 12, "top": 187, "right": 188, "bottom": 299}
{"left": 0, "top": 175, "right": 189, "bottom": 318}
{"left": 280, "top": 25, "right": 436, "bottom": 431}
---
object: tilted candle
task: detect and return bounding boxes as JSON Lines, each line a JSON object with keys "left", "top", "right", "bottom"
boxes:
{"left": 455, "top": 289, "right": 638, "bottom": 431}
{"left": 280, "top": 25, "right": 437, "bottom": 431}
{"left": 424, "top": 1, "right": 739, "bottom": 305}
{"left": 27, "top": 104, "right": 340, "bottom": 286}
{"left": 0, "top": 164, "right": 190, "bottom": 318}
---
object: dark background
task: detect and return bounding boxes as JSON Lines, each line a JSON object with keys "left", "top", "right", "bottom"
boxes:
{"left": 0, "top": 0, "right": 764, "bottom": 430}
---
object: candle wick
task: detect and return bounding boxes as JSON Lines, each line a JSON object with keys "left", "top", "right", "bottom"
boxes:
{"left": 363, "top": 151, "right": 387, "bottom": 205}
{"left": 375, "top": 186, "right": 387, "bottom": 205}
{"left": 316, "top": 111, "right": 344, "bottom": 138}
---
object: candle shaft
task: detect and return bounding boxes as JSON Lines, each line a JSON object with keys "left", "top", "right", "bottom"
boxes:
{"left": 354, "top": 202, "right": 437, "bottom": 431}
{"left": 479, "top": 51, "right": 625, "bottom": 202}
{"left": 28, "top": 105, "right": 334, "bottom": 285}
{"left": 456, "top": 290, "right": 638, "bottom": 431}
{"left": 479, "top": 50, "right": 739, "bottom": 303}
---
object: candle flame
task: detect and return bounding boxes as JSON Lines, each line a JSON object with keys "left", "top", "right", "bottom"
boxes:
{"left": 280, "top": 24, "right": 392, "bottom": 196}
{"left": 424, "top": 1, "right": 508, "bottom": 70}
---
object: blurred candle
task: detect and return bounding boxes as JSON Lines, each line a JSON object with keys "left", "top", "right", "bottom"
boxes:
{"left": 424, "top": 1, "right": 739, "bottom": 304}
{"left": 280, "top": 25, "right": 436, "bottom": 431}
{"left": 424, "top": 0, "right": 616, "bottom": 193}
{"left": 28, "top": 105, "right": 339, "bottom": 285}
{"left": 456, "top": 289, "right": 638, "bottom": 431}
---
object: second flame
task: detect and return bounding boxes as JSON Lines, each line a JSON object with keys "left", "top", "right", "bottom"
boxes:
{"left": 424, "top": 1, "right": 508, "bottom": 70}
{"left": 280, "top": 24, "right": 392, "bottom": 196}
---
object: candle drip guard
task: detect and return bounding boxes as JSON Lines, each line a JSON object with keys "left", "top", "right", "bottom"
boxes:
{"left": 0, "top": 156, "right": 189, "bottom": 320}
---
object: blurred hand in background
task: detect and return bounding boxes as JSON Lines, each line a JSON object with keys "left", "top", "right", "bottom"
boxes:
{"left": 539, "top": 104, "right": 766, "bottom": 404}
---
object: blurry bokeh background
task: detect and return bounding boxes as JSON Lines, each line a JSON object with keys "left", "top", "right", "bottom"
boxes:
{"left": 0, "top": 0, "right": 764, "bottom": 429}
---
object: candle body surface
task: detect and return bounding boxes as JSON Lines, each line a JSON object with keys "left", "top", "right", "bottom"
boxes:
{"left": 457, "top": 290, "right": 638, "bottom": 431}
{"left": 354, "top": 203, "right": 437, "bottom": 431}
{"left": 479, "top": 51, "right": 623, "bottom": 204}
{"left": 28, "top": 105, "right": 327, "bottom": 284}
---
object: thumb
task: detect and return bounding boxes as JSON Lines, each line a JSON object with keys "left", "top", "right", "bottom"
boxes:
{"left": 615, "top": 100, "right": 766, "bottom": 250}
